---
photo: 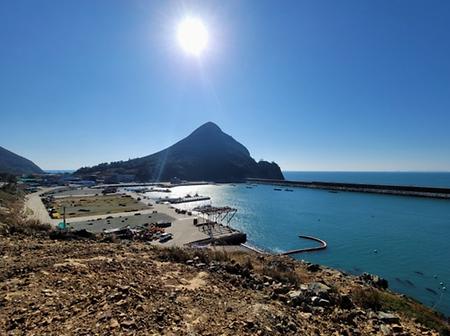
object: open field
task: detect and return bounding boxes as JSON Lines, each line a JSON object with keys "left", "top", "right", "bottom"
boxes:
{"left": 69, "top": 211, "right": 175, "bottom": 233}
{"left": 52, "top": 194, "right": 151, "bottom": 218}
{"left": 51, "top": 188, "right": 100, "bottom": 198}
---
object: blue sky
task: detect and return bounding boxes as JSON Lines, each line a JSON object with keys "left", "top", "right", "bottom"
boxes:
{"left": 1, "top": 0, "right": 449, "bottom": 171}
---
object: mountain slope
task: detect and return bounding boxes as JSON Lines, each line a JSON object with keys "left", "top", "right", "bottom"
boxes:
{"left": 75, "top": 122, "right": 284, "bottom": 182}
{"left": 0, "top": 146, "right": 43, "bottom": 175}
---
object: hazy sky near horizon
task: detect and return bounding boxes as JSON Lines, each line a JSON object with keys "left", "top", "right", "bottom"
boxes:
{"left": 1, "top": 0, "right": 450, "bottom": 171}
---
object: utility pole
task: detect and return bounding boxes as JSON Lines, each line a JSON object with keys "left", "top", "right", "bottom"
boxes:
{"left": 63, "top": 206, "right": 66, "bottom": 229}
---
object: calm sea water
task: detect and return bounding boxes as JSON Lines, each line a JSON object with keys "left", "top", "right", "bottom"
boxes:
{"left": 147, "top": 172, "right": 450, "bottom": 316}
{"left": 284, "top": 171, "right": 450, "bottom": 188}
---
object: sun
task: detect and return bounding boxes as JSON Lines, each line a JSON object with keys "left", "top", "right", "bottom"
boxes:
{"left": 177, "top": 17, "right": 209, "bottom": 56}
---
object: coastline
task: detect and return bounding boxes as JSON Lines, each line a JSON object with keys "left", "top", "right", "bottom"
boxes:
{"left": 23, "top": 184, "right": 450, "bottom": 317}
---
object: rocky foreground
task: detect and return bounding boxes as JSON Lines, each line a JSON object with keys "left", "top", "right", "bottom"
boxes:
{"left": 1, "top": 234, "right": 449, "bottom": 336}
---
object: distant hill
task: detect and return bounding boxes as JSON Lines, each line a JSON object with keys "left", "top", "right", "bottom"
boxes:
{"left": 75, "top": 122, "right": 284, "bottom": 182}
{"left": 0, "top": 146, "right": 43, "bottom": 175}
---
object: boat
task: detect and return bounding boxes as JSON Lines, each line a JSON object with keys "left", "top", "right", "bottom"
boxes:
{"left": 274, "top": 188, "right": 282, "bottom": 191}
{"left": 284, "top": 188, "right": 293, "bottom": 192}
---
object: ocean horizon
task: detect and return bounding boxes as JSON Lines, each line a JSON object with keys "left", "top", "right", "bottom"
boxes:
{"left": 283, "top": 171, "right": 450, "bottom": 188}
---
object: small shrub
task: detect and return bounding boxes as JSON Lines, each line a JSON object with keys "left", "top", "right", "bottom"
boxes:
{"left": 378, "top": 291, "right": 450, "bottom": 335}
{"left": 4, "top": 219, "right": 51, "bottom": 236}
{"left": 159, "top": 246, "right": 192, "bottom": 263}
{"left": 261, "top": 262, "right": 299, "bottom": 286}
{"left": 352, "top": 287, "right": 382, "bottom": 310}
{"left": 206, "top": 249, "right": 231, "bottom": 263}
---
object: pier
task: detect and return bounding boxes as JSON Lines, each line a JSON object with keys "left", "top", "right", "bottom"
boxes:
{"left": 157, "top": 195, "right": 211, "bottom": 204}
{"left": 247, "top": 178, "right": 450, "bottom": 199}
{"left": 281, "top": 235, "right": 328, "bottom": 255}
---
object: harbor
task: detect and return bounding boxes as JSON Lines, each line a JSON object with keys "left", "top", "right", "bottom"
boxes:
{"left": 25, "top": 184, "right": 247, "bottom": 249}
{"left": 21, "top": 181, "right": 450, "bottom": 316}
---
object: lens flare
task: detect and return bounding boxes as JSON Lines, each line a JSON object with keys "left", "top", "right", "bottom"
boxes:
{"left": 177, "top": 17, "right": 208, "bottom": 56}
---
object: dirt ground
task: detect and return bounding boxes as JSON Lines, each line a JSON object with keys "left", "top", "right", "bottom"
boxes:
{"left": 1, "top": 235, "right": 447, "bottom": 335}
{"left": 52, "top": 194, "right": 151, "bottom": 218}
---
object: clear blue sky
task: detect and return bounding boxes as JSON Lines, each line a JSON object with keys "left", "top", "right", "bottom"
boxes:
{"left": 1, "top": 0, "right": 450, "bottom": 171}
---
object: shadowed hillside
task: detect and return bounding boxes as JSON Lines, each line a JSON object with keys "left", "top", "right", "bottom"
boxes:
{"left": 0, "top": 146, "right": 43, "bottom": 175}
{"left": 75, "top": 122, "right": 284, "bottom": 182}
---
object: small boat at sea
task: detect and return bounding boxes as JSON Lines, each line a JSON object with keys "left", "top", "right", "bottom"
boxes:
{"left": 284, "top": 188, "right": 293, "bottom": 192}
{"left": 414, "top": 271, "right": 424, "bottom": 276}
{"left": 274, "top": 188, "right": 282, "bottom": 191}
{"left": 246, "top": 186, "right": 253, "bottom": 189}
{"left": 328, "top": 190, "right": 339, "bottom": 194}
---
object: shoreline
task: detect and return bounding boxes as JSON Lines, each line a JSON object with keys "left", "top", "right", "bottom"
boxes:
{"left": 19, "top": 186, "right": 450, "bottom": 318}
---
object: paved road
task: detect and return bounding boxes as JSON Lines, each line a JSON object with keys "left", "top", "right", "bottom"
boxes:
{"left": 24, "top": 188, "right": 61, "bottom": 226}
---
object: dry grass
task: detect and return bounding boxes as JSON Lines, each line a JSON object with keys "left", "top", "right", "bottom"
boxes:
{"left": 157, "top": 246, "right": 306, "bottom": 287}
{"left": 157, "top": 246, "right": 232, "bottom": 264}
{"left": 352, "top": 287, "right": 382, "bottom": 310}
{"left": 352, "top": 286, "right": 450, "bottom": 335}
{"left": 51, "top": 194, "right": 151, "bottom": 218}
{"left": 0, "top": 187, "right": 51, "bottom": 236}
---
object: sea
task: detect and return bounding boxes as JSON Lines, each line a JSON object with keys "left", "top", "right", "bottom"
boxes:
{"left": 145, "top": 171, "right": 450, "bottom": 317}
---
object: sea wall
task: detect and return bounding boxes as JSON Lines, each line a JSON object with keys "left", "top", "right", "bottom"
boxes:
{"left": 188, "top": 232, "right": 247, "bottom": 246}
{"left": 247, "top": 178, "right": 450, "bottom": 199}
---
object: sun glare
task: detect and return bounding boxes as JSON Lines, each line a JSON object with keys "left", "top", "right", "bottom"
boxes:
{"left": 177, "top": 17, "right": 208, "bottom": 56}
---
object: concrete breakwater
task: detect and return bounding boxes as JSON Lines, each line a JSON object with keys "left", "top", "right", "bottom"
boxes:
{"left": 281, "top": 235, "right": 328, "bottom": 256}
{"left": 188, "top": 231, "right": 247, "bottom": 247}
{"left": 157, "top": 196, "right": 211, "bottom": 204}
{"left": 247, "top": 178, "right": 450, "bottom": 199}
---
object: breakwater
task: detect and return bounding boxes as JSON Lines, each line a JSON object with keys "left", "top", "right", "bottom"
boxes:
{"left": 247, "top": 178, "right": 450, "bottom": 199}
{"left": 188, "top": 231, "right": 247, "bottom": 247}
{"left": 158, "top": 196, "right": 211, "bottom": 204}
{"left": 281, "top": 235, "right": 328, "bottom": 255}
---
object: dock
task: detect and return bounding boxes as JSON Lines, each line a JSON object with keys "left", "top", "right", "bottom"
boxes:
{"left": 157, "top": 196, "right": 211, "bottom": 204}
{"left": 247, "top": 178, "right": 450, "bottom": 199}
{"left": 281, "top": 235, "right": 328, "bottom": 255}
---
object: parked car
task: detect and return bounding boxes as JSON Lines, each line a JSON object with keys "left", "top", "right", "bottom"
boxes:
{"left": 159, "top": 233, "right": 173, "bottom": 243}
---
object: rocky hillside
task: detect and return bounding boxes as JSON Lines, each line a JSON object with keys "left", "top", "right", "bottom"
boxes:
{"left": 0, "top": 146, "right": 43, "bottom": 175}
{"left": 75, "top": 122, "right": 284, "bottom": 182}
{"left": 1, "top": 234, "right": 449, "bottom": 335}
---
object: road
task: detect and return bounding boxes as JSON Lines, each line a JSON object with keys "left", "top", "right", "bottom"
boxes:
{"left": 24, "top": 188, "right": 62, "bottom": 226}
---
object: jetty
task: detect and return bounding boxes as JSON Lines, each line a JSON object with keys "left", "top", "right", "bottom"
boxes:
{"left": 157, "top": 195, "right": 211, "bottom": 204}
{"left": 247, "top": 178, "right": 450, "bottom": 199}
{"left": 281, "top": 235, "right": 328, "bottom": 255}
